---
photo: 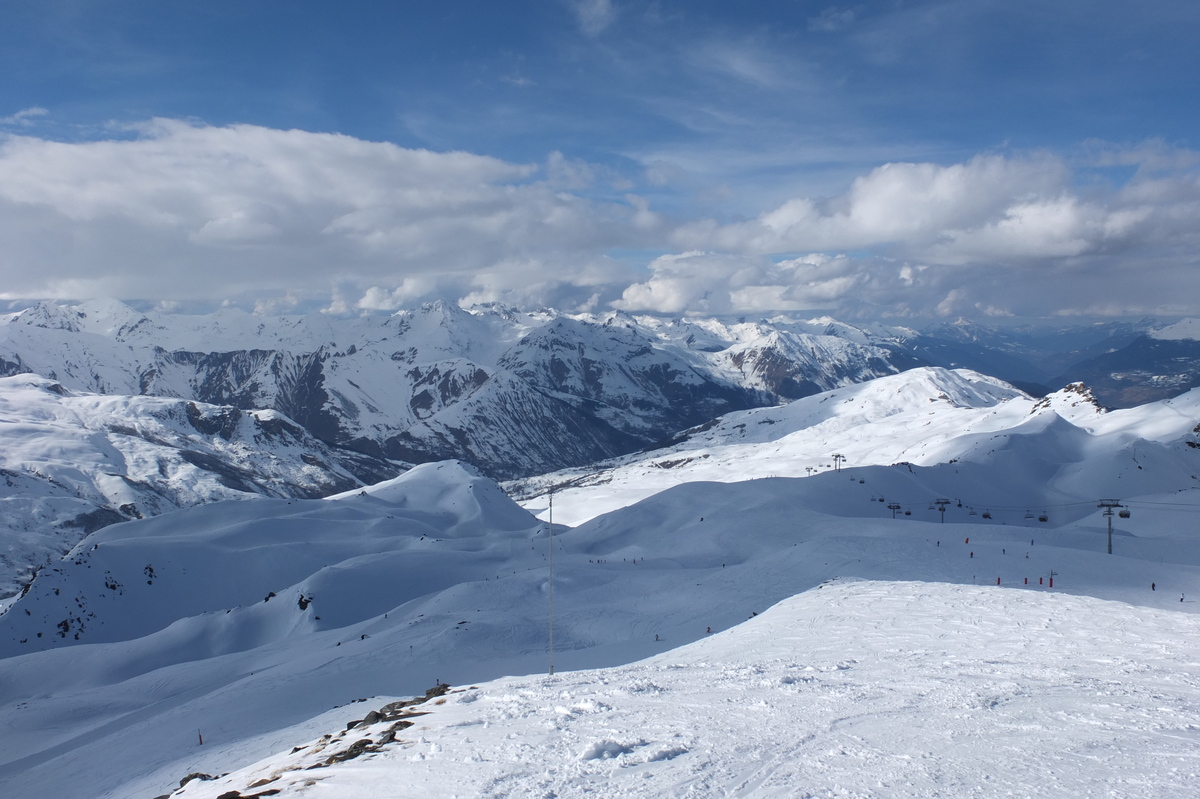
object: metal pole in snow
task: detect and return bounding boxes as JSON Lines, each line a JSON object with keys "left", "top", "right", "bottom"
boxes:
{"left": 1097, "top": 499, "right": 1124, "bottom": 555}
{"left": 548, "top": 491, "right": 555, "bottom": 676}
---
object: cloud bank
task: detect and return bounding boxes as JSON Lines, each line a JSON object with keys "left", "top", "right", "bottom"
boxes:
{"left": 1, "top": 120, "right": 1198, "bottom": 319}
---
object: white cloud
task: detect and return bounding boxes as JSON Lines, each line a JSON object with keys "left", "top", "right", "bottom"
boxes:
{"left": 0, "top": 120, "right": 647, "bottom": 307}
{"left": 0, "top": 107, "right": 49, "bottom": 127}
{"left": 1, "top": 121, "right": 1199, "bottom": 320}
{"left": 615, "top": 148, "right": 1200, "bottom": 318}
{"left": 572, "top": 0, "right": 616, "bottom": 36}
{"left": 613, "top": 251, "right": 885, "bottom": 315}
{"left": 675, "top": 154, "right": 1073, "bottom": 255}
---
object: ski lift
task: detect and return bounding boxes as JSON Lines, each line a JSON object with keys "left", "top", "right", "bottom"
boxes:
{"left": 928, "top": 503, "right": 936, "bottom": 510}
{"left": 1119, "top": 508, "right": 1131, "bottom": 519}
{"left": 859, "top": 479, "right": 865, "bottom": 484}
{"left": 1024, "top": 511, "right": 1034, "bottom": 520}
{"left": 1038, "top": 513, "right": 1048, "bottom": 523}
{"left": 968, "top": 509, "right": 977, "bottom": 517}
{"left": 981, "top": 511, "right": 992, "bottom": 519}
{"left": 904, "top": 509, "right": 912, "bottom": 516}
{"left": 956, "top": 501, "right": 963, "bottom": 508}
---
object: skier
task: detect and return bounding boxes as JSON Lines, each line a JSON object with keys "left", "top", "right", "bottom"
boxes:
{"left": 1152, "top": 582, "right": 1156, "bottom": 591}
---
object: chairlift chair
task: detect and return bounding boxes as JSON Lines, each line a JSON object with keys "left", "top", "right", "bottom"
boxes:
{"left": 981, "top": 511, "right": 992, "bottom": 519}
{"left": 1038, "top": 513, "right": 1048, "bottom": 523}
{"left": 1119, "top": 508, "right": 1131, "bottom": 518}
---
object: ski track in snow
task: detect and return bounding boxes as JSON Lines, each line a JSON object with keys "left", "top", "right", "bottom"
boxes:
{"left": 176, "top": 582, "right": 1200, "bottom": 799}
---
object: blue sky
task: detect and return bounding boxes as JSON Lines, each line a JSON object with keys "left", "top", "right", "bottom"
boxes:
{"left": 2, "top": 0, "right": 1199, "bottom": 320}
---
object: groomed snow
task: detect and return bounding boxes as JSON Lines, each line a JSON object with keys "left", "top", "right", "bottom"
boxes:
{"left": 3, "top": 448, "right": 1200, "bottom": 798}
{"left": 177, "top": 580, "right": 1200, "bottom": 799}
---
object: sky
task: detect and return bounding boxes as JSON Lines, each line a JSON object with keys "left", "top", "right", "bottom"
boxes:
{"left": 1, "top": 0, "right": 1199, "bottom": 321}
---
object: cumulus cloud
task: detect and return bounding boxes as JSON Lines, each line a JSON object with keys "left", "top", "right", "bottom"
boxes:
{"left": 650, "top": 151, "right": 1200, "bottom": 316}
{"left": 613, "top": 251, "right": 891, "bottom": 315}
{"left": 614, "top": 147, "right": 1200, "bottom": 316}
{"left": 673, "top": 154, "right": 1074, "bottom": 255}
{"left": 1, "top": 121, "right": 1199, "bottom": 319}
{"left": 0, "top": 120, "right": 648, "bottom": 308}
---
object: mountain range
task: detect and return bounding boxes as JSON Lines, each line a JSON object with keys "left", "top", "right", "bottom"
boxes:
{"left": 3, "top": 362, "right": 1200, "bottom": 797}
{"left": 3, "top": 300, "right": 1199, "bottom": 599}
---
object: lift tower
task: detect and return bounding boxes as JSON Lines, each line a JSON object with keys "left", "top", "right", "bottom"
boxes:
{"left": 1096, "top": 499, "right": 1127, "bottom": 555}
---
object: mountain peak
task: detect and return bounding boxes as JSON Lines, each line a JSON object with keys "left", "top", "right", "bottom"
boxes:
{"left": 14, "top": 301, "right": 85, "bottom": 332}
{"left": 1030, "top": 381, "right": 1105, "bottom": 418}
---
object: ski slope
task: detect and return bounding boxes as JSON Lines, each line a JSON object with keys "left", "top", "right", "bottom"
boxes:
{"left": 3, "top": 447, "right": 1200, "bottom": 798}
{"left": 510, "top": 367, "right": 1200, "bottom": 526}
{"left": 175, "top": 580, "right": 1200, "bottom": 799}
{"left": 4, "top": 368, "right": 1200, "bottom": 798}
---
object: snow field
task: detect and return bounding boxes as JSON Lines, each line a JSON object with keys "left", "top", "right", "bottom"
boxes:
{"left": 5, "top": 367, "right": 1200, "bottom": 797}
{"left": 4, "top": 454, "right": 1200, "bottom": 798}
{"left": 176, "top": 581, "right": 1200, "bottom": 799}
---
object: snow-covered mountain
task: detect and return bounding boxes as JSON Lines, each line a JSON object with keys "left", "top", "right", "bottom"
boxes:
{"left": 6, "top": 302, "right": 1200, "bottom": 797}
{"left": 508, "top": 367, "right": 1200, "bottom": 526}
{"left": 1051, "top": 332, "right": 1200, "bottom": 408}
{"left": 4, "top": 384, "right": 1200, "bottom": 797}
{"left": 0, "top": 300, "right": 940, "bottom": 480}
{"left": 6, "top": 301, "right": 1134, "bottom": 604}
{"left": 0, "top": 373, "right": 398, "bottom": 599}
{"left": 506, "top": 364, "right": 1200, "bottom": 523}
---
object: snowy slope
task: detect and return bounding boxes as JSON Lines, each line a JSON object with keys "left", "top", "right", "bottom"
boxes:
{"left": 4, "top": 449, "right": 1200, "bottom": 798}
{"left": 176, "top": 581, "right": 1200, "bottom": 799}
{"left": 1149, "top": 317, "right": 1200, "bottom": 340}
{"left": 509, "top": 368, "right": 1200, "bottom": 526}
{"left": 0, "top": 373, "right": 398, "bottom": 599}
